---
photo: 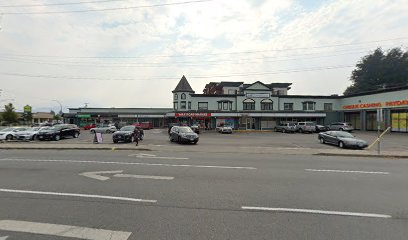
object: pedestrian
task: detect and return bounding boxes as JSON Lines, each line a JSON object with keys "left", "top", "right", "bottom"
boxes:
{"left": 134, "top": 126, "right": 140, "bottom": 146}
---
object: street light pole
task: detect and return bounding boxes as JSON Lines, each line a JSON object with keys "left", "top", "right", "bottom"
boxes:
{"left": 52, "top": 100, "right": 63, "bottom": 115}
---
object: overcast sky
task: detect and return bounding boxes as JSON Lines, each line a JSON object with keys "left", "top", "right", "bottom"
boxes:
{"left": 0, "top": 0, "right": 407, "bottom": 113}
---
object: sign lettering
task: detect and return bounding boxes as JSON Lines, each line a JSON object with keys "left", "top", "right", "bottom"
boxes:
{"left": 175, "top": 113, "right": 211, "bottom": 117}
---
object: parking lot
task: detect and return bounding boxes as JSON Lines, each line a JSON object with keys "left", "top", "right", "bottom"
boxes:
{"left": 3, "top": 127, "right": 408, "bottom": 152}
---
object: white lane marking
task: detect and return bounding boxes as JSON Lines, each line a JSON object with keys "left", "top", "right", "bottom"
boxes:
{"left": 0, "top": 158, "right": 256, "bottom": 170}
{"left": 241, "top": 206, "right": 391, "bottom": 219}
{"left": 128, "top": 153, "right": 189, "bottom": 160}
{"left": 79, "top": 170, "right": 123, "bottom": 181}
{"left": 114, "top": 174, "right": 174, "bottom": 180}
{"left": 0, "top": 220, "right": 131, "bottom": 240}
{"left": 305, "top": 169, "right": 389, "bottom": 174}
{"left": 0, "top": 188, "right": 156, "bottom": 203}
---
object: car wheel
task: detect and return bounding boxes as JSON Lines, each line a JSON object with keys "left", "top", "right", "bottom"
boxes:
{"left": 320, "top": 138, "right": 325, "bottom": 144}
{"left": 298, "top": 128, "right": 303, "bottom": 133}
{"left": 193, "top": 140, "right": 198, "bottom": 144}
{"left": 178, "top": 136, "right": 181, "bottom": 143}
{"left": 90, "top": 130, "right": 95, "bottom": 133}
{"left": 339, "top": 128, "right": 344, "bottom": 131}
{"left": 282, "top": 129, "right": 286, "bottom": 133}
{"left": 130, "top": 136, "right": 135, "bottom": 143}
{"left": 170, "top": 136, "right": 173, "bottom": 142}
{"left": 73, "top": 132, "right": 79, "bottom": 138}
{"left": 106, "top": 130, "right": 111, "bottom": 133}
{"left": 54, "top": 135, "right": 60, "bottom": 141}
{"left": 32, "top": 134, "right": 37, "bottom": 141}
{"left": 5, "top": 134, "right": 13, "bottom": 140}
{"left": 113, "top": 140, "right": 118, "bottom": 143}
{"left": 339, "top": 141, "right": 345, "bottom": 148}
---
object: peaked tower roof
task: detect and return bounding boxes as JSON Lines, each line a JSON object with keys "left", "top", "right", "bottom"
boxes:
{"left": 172, "top": 75, "right": 195, "bottom": 93}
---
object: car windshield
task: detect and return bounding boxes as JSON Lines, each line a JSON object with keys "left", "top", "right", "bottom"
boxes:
{"left": 179, "top": 127, "right": 193, "bottom": 133}
{"left": 120, "top": 126, "right": 134, "bottom": 131}
{"left": 30, "top": 127, "right": 40, "bottom": 131}
{"left": 0, "top": 128, "right": 15, "bottom": 132}
{"left": 336, "top": 132, "right": 354, "bottom": 138}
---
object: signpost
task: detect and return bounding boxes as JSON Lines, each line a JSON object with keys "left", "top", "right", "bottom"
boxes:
{"left": 376, "top": 108, "right": 384, "bottom": 154}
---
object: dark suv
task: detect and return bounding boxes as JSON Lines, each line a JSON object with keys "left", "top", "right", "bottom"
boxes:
{"left": 37, "top": 124, "right": 80, "bottom": 141}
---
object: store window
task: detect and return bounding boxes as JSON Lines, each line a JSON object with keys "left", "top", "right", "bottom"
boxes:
{"left": 302, "top": 101, "right": 316, "bottom": 111}
{"left": 261, "top": 99, "right": 273, "bottom": 110}
{"left": 284, "top": 103, "right": 293, "bottom": 111}
{"left": 218, "top": 102, "right": 222, "bottom": 110}
{"left": 188, "top": 101, "right": 191, "bottom": 110}
{"left": 243, "top": 99, "right": 255, "bottom": 110}
{"left": 173, "top": 102, "right": 178, "bottom": 110}
{"left": 324, "top": 103, "right": 333, "bottom": 111}
{"left": 223, "top": 102, "right": 228, "bottom": 110}
{"left": 198, "top": 102, "right": 208, "bottom": 110}
{"left": 174, "top": 94, "right": 178, "bottom": 100}
{"left": 229, "top": 102, "right": 233, "bottom": 110}
{"left": 180, "top": 101, "right": 186, "bottom": 109}
{"left": 181, "top": 93, "right": 186, "bottom": 99}
{"left": 228, "top": 89, "right": 235, "bottom": 95}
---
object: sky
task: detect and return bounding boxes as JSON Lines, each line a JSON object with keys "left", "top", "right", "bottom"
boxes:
{"left": 0, "top": 0, "right": 407, "bottom": 113}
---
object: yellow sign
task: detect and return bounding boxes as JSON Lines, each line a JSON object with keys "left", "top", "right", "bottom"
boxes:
{"left": 400, "top": 113, "right": 407, "bottom": 131}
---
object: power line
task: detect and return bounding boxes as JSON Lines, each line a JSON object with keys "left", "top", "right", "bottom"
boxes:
{"left": 0, "top": 0, "right": 130, "bottom": 8}
{"left": 1, "top": 0, "right": 213, "bottom": 15}
{"left": 2, "top": 37, "right": 406, "bottom": 58}
{"left": 0, "top": 64, "right": 354, "bottom": 81}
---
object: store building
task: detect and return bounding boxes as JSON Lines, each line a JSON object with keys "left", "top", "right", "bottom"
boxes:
{"left": 64, "top": 76, "right": 408, "bottom": 132}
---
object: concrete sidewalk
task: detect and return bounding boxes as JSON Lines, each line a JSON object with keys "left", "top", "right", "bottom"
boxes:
{"left": 1, "top": 142, "right": 408, "bottom": 158}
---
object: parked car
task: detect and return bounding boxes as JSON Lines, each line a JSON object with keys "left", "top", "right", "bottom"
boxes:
{"left": 318, "top": 131, "right": 368, "bottom": 149}
{"left": 83, "top": 123, "right": 96, "bottom": 130}
{"left": 275, "top": 122, "right": 296, "bottom": 133}
{"left": 217, "top": 124, "right": 233, "bottom": 134}
{"left": 315, "top": 125, "right": 330, "bottom": 133}
{"left": 296, "top": 122, "right": 316, "bottom": 133}
{"left": 112, "top": 125, "right": 138, "bottom": 143}
{"left": 168, "top": 123, "right": 182, "bottom": 135}
{"left": 329, "top": 122, "right": 354, "bottom": 132}
{"left": 169, "top": 126, "right": 199, "bottom": 144}
{"left": 0, "top": 127, "right": 29, "bottom": 140}
{"left": 14, "top": 127, "right": 48, "bottom": 141}
{"left": 90, "top": 124, "right": 117, "bottom": 133}
{"left": 190, "top": 125, "right": 200, "bottom": 134}
{"left": 37, "top": 124, "right": 80, "bottom": 141}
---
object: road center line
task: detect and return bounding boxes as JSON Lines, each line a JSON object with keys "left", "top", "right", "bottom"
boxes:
{"left": 305, "top": 169, "right": 389, "bottom": 174}
{"left": 114, "top": 174, "right": 174, "bottom": 180}
{"left": 241, "top": 206, "right": 391, "bottom": 219}
{"left": 0, "top": 220, "right": 132, "bottom": 240}
{"left": 0, "top": 188, "right": 157, "bottom": 203}
{"left": 0, "top": 158, "right": 256, "bottom": 170}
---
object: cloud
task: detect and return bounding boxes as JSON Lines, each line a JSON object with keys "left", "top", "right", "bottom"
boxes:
{"left": 0, "top": 0, "right": 407, "bottom": 112}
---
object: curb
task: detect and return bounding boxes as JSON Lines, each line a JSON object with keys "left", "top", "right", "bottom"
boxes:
{"left": 0, "top": 147, "right": 152, "bottom": 151}
{"left": 234, "top": 130, "right": 274, "bottom": 133}
{"left": 315, "top": 153, "right": 408, "bottom": 159}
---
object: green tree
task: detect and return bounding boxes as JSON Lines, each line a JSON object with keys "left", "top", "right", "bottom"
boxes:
{"left": 2, "top": 103, "right": 18, "bottom": 124}
{"left": 344, "top": 47, "right": 408, "bottom": 95}
{"left": 22, "top": 111, "right": 33, "bottom": 124}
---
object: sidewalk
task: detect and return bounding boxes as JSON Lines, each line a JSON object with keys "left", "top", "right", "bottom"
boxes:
{"left": 1, "top": 142, "right": 408, "bottom": 158}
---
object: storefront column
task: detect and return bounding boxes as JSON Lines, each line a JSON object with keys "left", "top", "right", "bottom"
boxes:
{"left": 360, "top": 110, "right": 366, "bottom": 131}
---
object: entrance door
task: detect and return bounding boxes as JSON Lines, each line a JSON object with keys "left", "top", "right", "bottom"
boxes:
{"left": 246, "top": 118, "right": 255, "bottom": 129}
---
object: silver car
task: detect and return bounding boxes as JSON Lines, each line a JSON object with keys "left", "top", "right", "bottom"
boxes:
{"left": 0, "top": 127, "right": 29, "bottom": 140}
{"left": 275, "top": 123, "right": 296, "bottom": 133}
{"left": 14, "top": 127, "right": 48, "bottom": 141}
{"left": 296, "top": 122, "right": 316, "bottom": 133}
{"left": 329, "top": 122, "right": 354, "bottom": 132}
{"left": 90, "top": 125, "right": 117, "bottom": 133}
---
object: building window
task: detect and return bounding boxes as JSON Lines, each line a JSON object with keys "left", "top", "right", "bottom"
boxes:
{"left": 284, "top": 103, "right": 293, "bottom": 111}
{"left": 324, "top": 103, "right": 333, "bottom": 111}
{"left": 261, "top": 99, "right": 273, "bottom": 110}
{"left": 229, "top": 102, "right": 232, "bottom": 110}
{"left": 174, "top": 94, "right": 178, "bottom": 100}
{"left": 180, "top": 101, "right": 186, "bottom": 109}
{"left": 243, "top": 99, "right": 255, "bottom": 110}
{"left": 218, "top": 102, "right": 222, "bottom": 110}
{"left": 181, "top": 93, "right": 186, "bottom": 99}
{"left": 302, "top": 101, "right": 316, "bottom": 111}
{"left": 188, "top": 101, "right": 191, "bottom": 110}
{"left": 223, "top": 102, "right": 228, "bottom": 110}
{"left": 173, "top": 102, "right": 178, "bottom": 110}
{"left": 198, "top": 102, "right": 208, "bottom": 110}
{"left": 228, "top": 89, "right": 235, "bottom": 95}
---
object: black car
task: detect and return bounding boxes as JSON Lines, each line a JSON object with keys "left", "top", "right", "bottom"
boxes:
{"left": 315, "top": 125, "right": 330, "bottom": 132}
{"left": 168, "top": 123, "right": 181, "bottom": 135}
{"left": 318, "top": 131, "right": 368, "bottom": 149}
{"left": 37, "top": 124, "right": 80, "bottom": 141}
{"left": 112, "top": 125, "right": 138, "bottom": 143}
{"left": 169, "top": 126, "right": 199, "bottom": 144}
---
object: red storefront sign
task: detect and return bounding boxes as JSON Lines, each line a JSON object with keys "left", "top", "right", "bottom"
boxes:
{"left": 175, "top": 113, "right": 211, "bottom": 117}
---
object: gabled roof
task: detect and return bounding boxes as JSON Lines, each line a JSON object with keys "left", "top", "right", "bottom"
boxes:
{"left": 172, "top": 75, "right": 195, "bottom": 93}
{"left": 217, "top": 81, "right": 244, "bottom": 87}
{"left": 242, "top": 81, "right": 271, "bottom": 90}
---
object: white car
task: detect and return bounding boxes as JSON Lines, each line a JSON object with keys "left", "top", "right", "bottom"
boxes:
{"left": 217, "top": 125, "right": 233, "bottom": 134}
{"left": 0, "top": 127, "right": 29, "bottom": 140}
{"left": 90, "top": 125, "right": 117, "bottom": 133}
{"left": 13, "top": 127, "right": 48, "bottom": 141}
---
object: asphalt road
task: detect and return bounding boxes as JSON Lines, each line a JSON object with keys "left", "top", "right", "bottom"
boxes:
{"left": 0, "top": 149, "right": 407, "bottom": 239}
